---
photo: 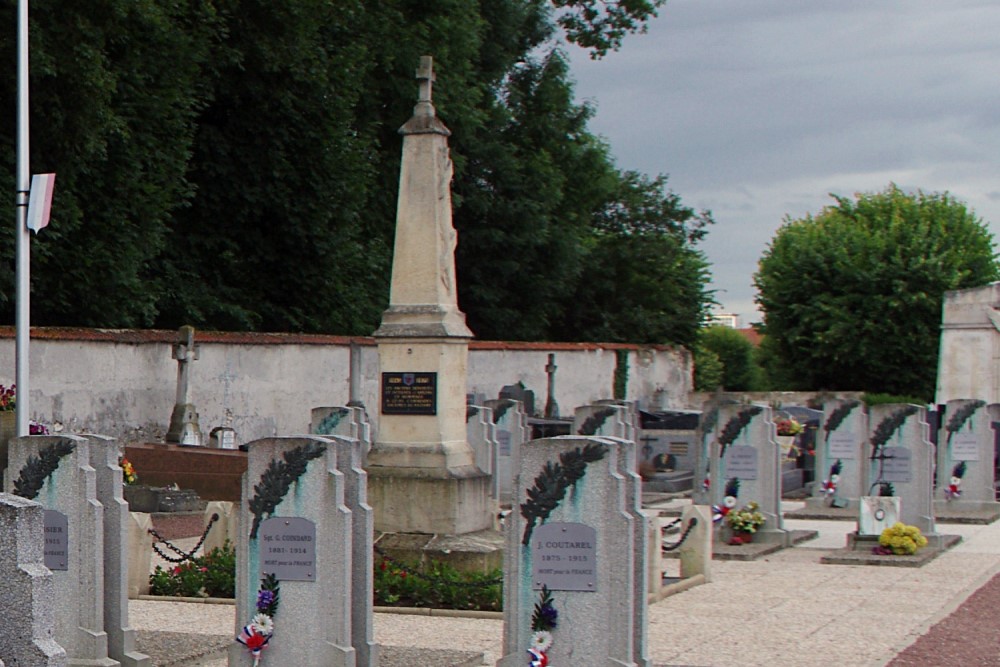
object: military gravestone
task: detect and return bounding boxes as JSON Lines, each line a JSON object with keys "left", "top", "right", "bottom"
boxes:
{"left": 230, "top": 436, "right": 374, "bottom": 666}
{"left": 497, "top": 436, "right": 648, "bottom": 667}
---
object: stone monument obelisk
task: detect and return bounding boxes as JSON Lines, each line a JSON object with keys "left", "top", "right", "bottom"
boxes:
{"left": 368, "top": 56, "right": 494, "bottom": 537}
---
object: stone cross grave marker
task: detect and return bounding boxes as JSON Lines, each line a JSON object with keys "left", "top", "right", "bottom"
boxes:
{"left": 544, "top": 353, "right": 559, "bottom": 418}
{"left": 709, "top": 404, "right": 788, "bottom": 546}
{"left": 6, "top": 434, "right": 119, "bottom": 666}
{"left": 810, "top": 399, "right": 867, "bottom": 509}
{"left": 230, "top": 436, "right": 358, "bottom": 667}
{"left": 165, "top": 325, "right": 202, "bottom": 445}
{"left": 0, "top": 492, "right": 67, "bottom": 667}
{"left": 496, "top": 436, "right": 648, "bottom": 667}
{"left": 936, "top": 400, "right": 1000, "bottom": 507}
{"left": 866, "top": 404, "right": 935, "bottom": 535}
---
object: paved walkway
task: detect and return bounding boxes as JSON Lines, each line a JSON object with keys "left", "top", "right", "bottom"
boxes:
{"left": 131, "top": 501, "right": 1000, "bottom": 666}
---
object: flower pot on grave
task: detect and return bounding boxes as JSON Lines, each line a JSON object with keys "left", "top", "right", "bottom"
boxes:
{"left": 728, "top": 530, "right": 753, "bottom": 545}
{"left": 776, "top": 435, "right": 797, "bottom": 460}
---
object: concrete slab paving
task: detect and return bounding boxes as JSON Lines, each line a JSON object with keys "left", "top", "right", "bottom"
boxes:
{"left": 131, "top": 501, "right": 1000, "bottom": 666}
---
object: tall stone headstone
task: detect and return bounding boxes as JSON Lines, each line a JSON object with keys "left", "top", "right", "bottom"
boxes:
{"left": 497, "top": 436, "right": 648, "bottom": 667}
{"left": 809, "top": 399, "right": 867, "bottom": 509}
{"left": 709, "top": 405, "right": 788, "bottom": 546}
{"left": 229, "top": 436, "right": 356, "bottom": 667}
{"left": 573, "top": 403, "right": 631, "bottom": 440}
{"left": 87, "top": 435, "right": 150, "bottom": 667}
{"left": 866, "top": 404, "right": 935, "bottom": 534}
{"left": 466, "top": 404, "right": 497, "bottom": 479}
{"left": 367, "top": 56, "right": 493, "bottom": 536}
{"left": 935, "top": 400, "right": 1000, "bottom": 509}
{"left": 484, "top": 399, "right": 530, "bottom": 505}
{"left": 6, "top": 435, "right": 119, "bottom": 666}
{"left": 692, "top": 399, "right": 738, "bottom": 506}
{"left": 595, "top": 400, "right": 640, "bottom": 443}
{"left": 0, "top": 493, "right": 67, "bottom": 667}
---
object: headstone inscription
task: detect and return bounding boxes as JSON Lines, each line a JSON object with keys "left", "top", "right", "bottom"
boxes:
{"left": 0, "top": 493, "right": 67, "bottom": 667}
{"left": 809, "top": 399, "right": 867, "bottom": 510}
{"left": 5, "top": 435, "right": 119, "bottom": 666}
{"left": 866, "top": 404, "right": 935, "bottom": 535}
{"left": 636, "top": 410, "right": 699, "bottom": 494}
{"left": 709, "top": 405, "right": 788, "bottom": 546}
{"left": 496, "top": 436, "right": 648, "bottom": 667}
{"left": 229, "top": 437, "right": 356, "bottom": 667}
{"left": 936, "top": 400, "right": 1000, "bottom": 508}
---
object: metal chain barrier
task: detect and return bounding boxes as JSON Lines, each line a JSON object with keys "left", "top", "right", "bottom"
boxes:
{"left": 661, "top": 516, "right": 698, "bottom": 553}
{"left": 149, "top": 513, "right": 220, "bottom": 564}
{"left": 374, "top": 544, "right": 503, "bottom": 589}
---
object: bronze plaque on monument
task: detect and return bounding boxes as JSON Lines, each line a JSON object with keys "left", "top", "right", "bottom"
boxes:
{"left": 381, "top": 372, "right": 437, "bottom": 415}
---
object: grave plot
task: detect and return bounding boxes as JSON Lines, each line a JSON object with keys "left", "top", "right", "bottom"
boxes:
{"left": 789, "top": 398, "right": 868, "bottom": 521}
{"left": 497, "top": 436, "right": 649, "bottom": 667}
{"left": 707, "top": 404, "right": 816, "bottom": 561}
{"left": 821, "top": 404, "right": 961, "bottom": 567}
{"left": 933, "top": 400, "right": 1000, "bottom": 524}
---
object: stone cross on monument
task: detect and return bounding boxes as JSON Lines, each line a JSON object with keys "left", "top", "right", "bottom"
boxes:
{"left": 367, "top": 56, "right": 495, "bottom": 539}
{"left": 416, "top": 56, "right": 434, "bottom": 102}
{"left": 165, "top": 325, "right": 203, "bottom": 445}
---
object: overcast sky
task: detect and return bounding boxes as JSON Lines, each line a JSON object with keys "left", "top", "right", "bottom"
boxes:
{"left": 567, "top": 0, "right": 1000, "bottom": 326}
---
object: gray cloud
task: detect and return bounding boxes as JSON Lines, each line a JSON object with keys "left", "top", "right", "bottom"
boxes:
{"left": 569, "top": 0, "right": 1000, "bottom": 325}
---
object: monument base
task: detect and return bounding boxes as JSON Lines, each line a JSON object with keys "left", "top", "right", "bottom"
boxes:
{"left": 374, "top": 528, "right": 504, "bottom": 574}
{"left": 367, "top": 464, "right": 495, "bottom": 535}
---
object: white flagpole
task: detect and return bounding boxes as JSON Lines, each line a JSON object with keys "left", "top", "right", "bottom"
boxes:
{"left": 15, "top": 0, "right": 30, "bottom": 437}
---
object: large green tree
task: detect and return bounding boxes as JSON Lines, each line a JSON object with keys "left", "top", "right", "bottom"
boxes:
{"left": 0, "top": 0, "right": 220, "bottom": 326}
{"left": 754, "top": 185, "right": 999, "bottom": 398}
{"left": 1, "top": 0, "right": 712, "bottom": 347}
{"left": 698, "top": 325, "right": 757, "bottom": 391}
